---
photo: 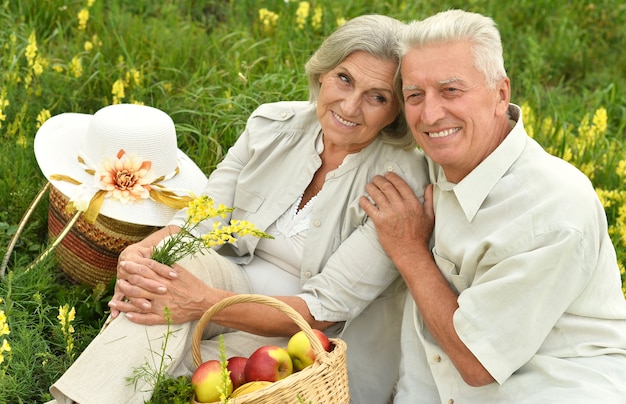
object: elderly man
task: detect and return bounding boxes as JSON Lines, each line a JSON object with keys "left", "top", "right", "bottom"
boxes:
{"left": 361, "top": 9, "right": 626, "bottom": 403}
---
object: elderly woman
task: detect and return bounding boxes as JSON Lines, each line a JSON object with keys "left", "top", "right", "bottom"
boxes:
{"left": 48, "top": 15, "right": 428, "bottom": 404}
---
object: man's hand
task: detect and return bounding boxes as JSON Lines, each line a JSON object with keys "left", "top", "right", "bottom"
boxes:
{"left": 359, "top": 172, "right": 434, "bottom": 261}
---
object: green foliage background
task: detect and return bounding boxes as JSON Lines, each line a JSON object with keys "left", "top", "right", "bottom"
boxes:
{"left": 0, "top": 0, "right": 625, "bottom": 402}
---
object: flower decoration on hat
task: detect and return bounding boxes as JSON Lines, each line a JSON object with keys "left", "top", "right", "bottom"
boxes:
{"left": 98, "top": 149, "right": 156, "bottom": 203}
{"left": 51, "top": 149, "right": 193, "bottom": 223}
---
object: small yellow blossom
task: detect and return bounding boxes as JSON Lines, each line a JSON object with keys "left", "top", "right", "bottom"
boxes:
{"left": 87, "top": 0, "right": 96, "bottom": 7}
{"left": 52, "top": 64, "right": 64, "bottom": 73}
{"left": 16, "top": 135, "right": 28, "bottom": 148}
{"left": 616, "top": 160, "right": 626, "bottom": 180}
{"left": 0, "top": 308, "right": 10, "bottom": 365}
{"left": 25, "top": 31, "right": 38, "bottom": 66}
{"left": 336, "top": 17, "right": 346, "bottom": 27}
{"left": 78, "top": 8, "right": 90, "bottom": 31}
{"left": 258, "top": 8, "right": 279, "bottom": 33}
{"left": 112, "top": 78, "right": 126, "bottom": 104}
{"left": 296, "top": 1, "right": 310, "bottom": 29}
{"left": 151, "top": 196, "right": 272, "bottom": 266}
{"left": 36, "top": 109, "right": 51, "bottom": 128}
{"left": 58, "top": 304, "right": 76, "bottom": 358}
{"left": 311, "top": 5, "right": 323, "bottom": 30}
{"left": 125, "top": 68, "right": 142, "bottom": 86}
{"left": 84, "top": 41, "right": 93, "bottom": 51}
{"left": 69, "top": 56, "right": 83, "bottom": 78}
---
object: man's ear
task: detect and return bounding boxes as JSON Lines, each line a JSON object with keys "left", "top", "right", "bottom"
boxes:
{"left": 495, "top": 77, "right": 511, "bottom": 115}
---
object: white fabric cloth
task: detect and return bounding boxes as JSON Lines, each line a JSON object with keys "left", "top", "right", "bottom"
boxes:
{"left": 395, "top": 104, "right": 626, "bottom": 403}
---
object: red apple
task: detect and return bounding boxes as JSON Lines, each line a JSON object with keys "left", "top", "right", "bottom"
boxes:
{"left": 191, "top": 359, "right": 233, "bottom": 403}
{"left": 226, "top": 356, "right": 248, "bottom": 390}
{"left": 244, "top": 345, "right": 293, "bottom": 382}
{"left": 287, "top": 329, "right": 331, "bottom": 371}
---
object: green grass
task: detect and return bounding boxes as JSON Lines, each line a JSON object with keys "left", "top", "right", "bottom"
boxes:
{"left": 1, "top": 0, "right": 625, "bottom": 402}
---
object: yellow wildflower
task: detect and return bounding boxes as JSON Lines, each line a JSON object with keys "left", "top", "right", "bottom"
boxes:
{"left": 258, "top": 8, "right": 279, "bottom": 33}
{"left": 592, "top": 107, "right": 608, "bottom": 136}
{"left": 112, "top": 78, "right": 126, "bottom": 104}
{"left": 296, "top": 2, "right": 310, "bottom": 29}
{"left": 37, "top": 109, "right": 51, "bottom": 128}
{"left": 311, "top": 5, "right": 323, "bottom": 30}
{"left": 125, "top": 68, "right": 142, "bottom": 86}
{"left": 87, "top": 0, "right": 96, "bottom": 7}
{"left": 78, "top": 8, "right": 90, "bottom": 31}
{"left": 616, "top": 160, "right": 626, "bottom": 180}
{"left": 84, "top": 41, "right": 93, "bottom": 51}
{"left": 69, "top": 56, "right": 83, "bottom": 78}
{"left": 151, "top": 196, "right": 271, "bottom": 266}
{"left": 336, "top": 17, "right": 346, "bottom": 27}
{"left": 25, "top": 31, "right": 38, "bottom": 66}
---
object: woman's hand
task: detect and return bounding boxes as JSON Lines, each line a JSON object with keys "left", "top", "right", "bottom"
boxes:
{"left": 109, "top": 257, "right": 210, "bottom": 325}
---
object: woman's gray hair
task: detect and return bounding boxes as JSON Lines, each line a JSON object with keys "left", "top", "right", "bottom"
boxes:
{"left": 400, "top": 9, "right": 508, "bottom": 89}
{"left": 305, "top": 14, "right": 414, "bottom": 148}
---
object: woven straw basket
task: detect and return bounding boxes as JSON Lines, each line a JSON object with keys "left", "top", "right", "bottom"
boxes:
{"left": 47, "top": 185, "right": 159, "bottom": 287}
{"left": 191, "top": 294, "right": 350, "bottom": 404}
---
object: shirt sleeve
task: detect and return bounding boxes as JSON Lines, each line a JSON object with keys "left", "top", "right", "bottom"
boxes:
{"left": 452, "top": 227, "right": 590, "bottom": 384}
{"left": 298, "top": 219, "right": 400, "bottom": 322}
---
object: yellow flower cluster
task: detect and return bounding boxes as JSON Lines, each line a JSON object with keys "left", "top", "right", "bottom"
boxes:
{"left": 186, "top": 195, "right": 232, "bottom": 225}
{"left": 259, "top": 8, "right": 279, "bottom": 33}
{"left": 0, "top": 298, "right": 11, "bottom": 365}
{"left": 151, "top": 196, "right": 271, "bottom": 266}
{"left": 0, "top": 93, "right": 8, "bottom": 129}
{"left": 57, "top": 304, "right": 76, "bottom": 359}
{"left": 112, "top": 68, "right": 143, "bottom": 104}
{"left": 295, "top": 1, "right": 310, "bottom": 29}
{"left": 202, "top": 219, "right": 271, "bottom": 247}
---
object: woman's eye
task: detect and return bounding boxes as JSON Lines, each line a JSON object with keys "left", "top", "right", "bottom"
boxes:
{"left": 338, "top": 73, "right": 350, "bottom": 83}
{"left": 374, "top": 95, "right": 387, "bottom": 103}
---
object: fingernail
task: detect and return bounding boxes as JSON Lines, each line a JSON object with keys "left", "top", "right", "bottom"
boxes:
{"left": 157, "top": 286, "right": 166, "bottom": 293}
{"left": 169, "top": 271, "right": 177, "bottom": 278}
{"left": 108, "top": 301, "right": 116, "bottom": 308}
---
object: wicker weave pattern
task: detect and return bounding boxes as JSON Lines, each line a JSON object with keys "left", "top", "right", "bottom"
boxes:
{"left": 191, "top": 294, "right": 350, "bottom": 404}
{"left": 47, "top": 185, "right": 159, "bottom": 286}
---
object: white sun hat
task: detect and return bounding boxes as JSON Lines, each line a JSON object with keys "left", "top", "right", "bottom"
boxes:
{"left": 34, "top": 103, "right": 208, "bottom": 226}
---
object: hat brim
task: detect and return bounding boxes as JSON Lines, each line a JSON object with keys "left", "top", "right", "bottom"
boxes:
{"left": 34, "top": 112, "right": 208, "bottom": 226}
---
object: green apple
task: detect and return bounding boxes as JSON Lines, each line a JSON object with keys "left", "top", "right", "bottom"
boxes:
{"left": 287, "top": 329, "right": 331, "bottom": 371}
{"left": 191, "top": 359, "right": 233, "bottom": 403}
{"left": 244, "top": 345, "right": 293, "bottom": 382}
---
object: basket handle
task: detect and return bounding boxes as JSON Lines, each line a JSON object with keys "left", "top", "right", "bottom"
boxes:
{"left": 191, "top": 294, "right": 327, "bottom": 368}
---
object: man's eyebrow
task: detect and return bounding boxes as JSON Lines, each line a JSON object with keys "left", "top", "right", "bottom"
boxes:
{"left": 440, "top": 77, "right": 463, "bottom": 85}
{"left": 403, "top": 77, "right": 465, "bottom": 92}
{"left": 402, "top": 84, "right": 421, "bottom": 92}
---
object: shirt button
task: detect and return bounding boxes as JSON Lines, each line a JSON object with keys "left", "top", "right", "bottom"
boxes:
{"left": 433, "top": 355, "right": 442, "bottom": 363}
{"left": 313, "top": 220, "right": 321, "bottom": 227}
{"left": 280, "top": 112, "right": 287, "bottom": 118}
{"left": 386, "top": 165, "right": 394, "bottom": 172}
{"left": 304, "top": 271, "right": 312, "bottom": 278}
{"left": 328, "top": 172, "right": 335, "bottom": 178}
{"left": 448, "top": 400, "right": 454, "bottom": 404}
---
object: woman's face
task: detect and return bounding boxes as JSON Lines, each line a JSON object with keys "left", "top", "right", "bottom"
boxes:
{"left": 317, "top": 51, "right": 400, "bottom": 153}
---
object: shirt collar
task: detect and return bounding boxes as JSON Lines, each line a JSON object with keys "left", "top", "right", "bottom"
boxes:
{"left": 430, "top": 104, "right": 527, "bottom": 222}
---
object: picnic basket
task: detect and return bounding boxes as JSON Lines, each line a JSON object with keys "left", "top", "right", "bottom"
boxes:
{"left": 190, "top": 294, "right": 350, "bottom": 404}
{"left": 47, "top": 184, "right": 160, "bottom": 286}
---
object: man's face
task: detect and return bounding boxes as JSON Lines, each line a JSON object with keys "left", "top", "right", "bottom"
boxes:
{"left": 401, "top": 40, "right": 510, "bottom": 182}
